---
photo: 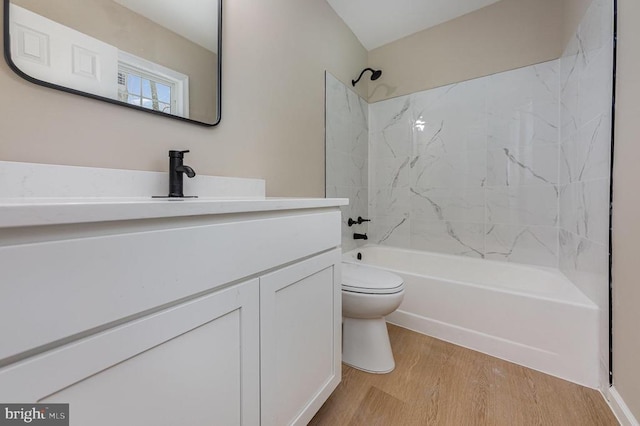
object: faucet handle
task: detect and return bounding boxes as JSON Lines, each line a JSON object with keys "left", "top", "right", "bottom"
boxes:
{"left": 169, "top": 150, "right": 190, "bottom": 158}
{"left": 348, "top": 216, "right": 372, "bottom": 226}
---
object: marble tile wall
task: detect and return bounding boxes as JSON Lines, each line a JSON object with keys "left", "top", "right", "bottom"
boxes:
{"left": 368, "top": 60, "right": 561, "bottom": 267}
{"left": 325, "top": 72, "right": 369, "bottom": 252}
{"left": 558, "top": 0, "right": 613, "bottom": 389}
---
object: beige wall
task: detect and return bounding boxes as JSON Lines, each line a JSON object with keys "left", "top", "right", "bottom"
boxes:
{"left": 0, "top": 0, "right": 368, "bottom": 196}
{"left": 367, "top": 0, "right": 564, "bottom": 102}
{"left": 13, "top": 0, "right": 217, "bottom": 124}
{"left": 612, "top": 0, "right": 640, "bottom": 420}
{"left": 366, "top": 0, "right": 593, "bottom": 104}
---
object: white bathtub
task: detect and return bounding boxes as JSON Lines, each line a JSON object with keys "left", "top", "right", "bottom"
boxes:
{"left": 343, "top": 245, "right": 600, "bottom": 388}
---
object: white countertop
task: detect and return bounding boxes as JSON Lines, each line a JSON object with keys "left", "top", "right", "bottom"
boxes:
{"left": 0, "top": 161, "right": 348, "bottom": 228}
{"left": 0, "top": 197, "right": 349, "bottom": 228}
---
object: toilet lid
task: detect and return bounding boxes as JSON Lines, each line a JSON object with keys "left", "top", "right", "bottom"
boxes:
{"left": 342, "top": 262, "right": 404, "bottom": 294}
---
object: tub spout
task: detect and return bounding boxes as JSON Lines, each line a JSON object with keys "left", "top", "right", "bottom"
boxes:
{"left": 353, "top": 233, "right": 368, "bottom": 240}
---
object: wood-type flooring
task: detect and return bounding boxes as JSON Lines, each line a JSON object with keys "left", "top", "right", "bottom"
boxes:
{"left": 310, "top": 324, "right": 618, "bottom": 426}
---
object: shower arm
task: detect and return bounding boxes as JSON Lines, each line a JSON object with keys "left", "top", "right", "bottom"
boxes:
{"left": 352, "top": 68, "right": 376, "bottom": 86}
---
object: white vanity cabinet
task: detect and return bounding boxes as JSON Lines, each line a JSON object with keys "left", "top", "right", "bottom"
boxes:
{"left": 0, "top": 198, "right": 345, "bottom": 426}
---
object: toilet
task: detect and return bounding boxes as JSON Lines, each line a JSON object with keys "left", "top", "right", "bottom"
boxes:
{"left": 341, "top": 262, "right": 405, "bottom": 373}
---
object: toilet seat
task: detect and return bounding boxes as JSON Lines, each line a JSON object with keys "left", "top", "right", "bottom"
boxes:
{"left": 342, "top": 263, "right": 404, "bottom": 295}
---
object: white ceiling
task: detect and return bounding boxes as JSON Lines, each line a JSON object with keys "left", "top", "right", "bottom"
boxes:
{"left": 113, "top": 0, "right": 218, "bottom": 53}
{"left": 326, "top": 0, "right": 502, "bottom": 51}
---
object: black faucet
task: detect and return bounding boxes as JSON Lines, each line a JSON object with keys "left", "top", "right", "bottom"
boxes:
{"left": 168, "top": 150, "right": 196, "bottom": 197}
{"left": 353, "top": 233, "right": 368, "bottom": 240}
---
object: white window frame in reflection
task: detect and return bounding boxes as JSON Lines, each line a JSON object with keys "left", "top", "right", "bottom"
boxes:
{"left": 117, "top": 50, "right": 189, "bottom": 118}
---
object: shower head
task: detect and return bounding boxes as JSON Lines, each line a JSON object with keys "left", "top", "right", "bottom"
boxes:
{"left": 352, "top": 68, "right": 382, "bottom": 86}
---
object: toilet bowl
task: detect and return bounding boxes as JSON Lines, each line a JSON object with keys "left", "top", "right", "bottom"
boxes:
{"left": 341, "top": 262, "right": 405, "bottom": 373}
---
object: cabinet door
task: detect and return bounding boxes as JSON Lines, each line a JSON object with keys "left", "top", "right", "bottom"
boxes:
{"left": 260, "top": 249, "right": 342, "bottom": 426}
{"left": 0, "top": 280, "right": 260, "bottom": 426}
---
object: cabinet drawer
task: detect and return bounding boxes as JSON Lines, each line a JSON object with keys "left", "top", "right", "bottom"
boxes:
{"left": 0, "top": 209, "right": 340, "bottom": 362}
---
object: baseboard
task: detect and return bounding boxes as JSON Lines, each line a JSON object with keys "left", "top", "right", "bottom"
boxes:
{"left": 605, "top": 386, "right": 639, "bottom": 426}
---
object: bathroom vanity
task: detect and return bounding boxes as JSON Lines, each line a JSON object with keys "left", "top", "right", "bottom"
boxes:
{"left": 0, "top": 161, "right": 347, "bottom": 426}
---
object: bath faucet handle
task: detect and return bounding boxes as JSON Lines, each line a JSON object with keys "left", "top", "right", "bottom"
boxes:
{"left": 348, "top": 216, "right": 372, "bottom": 227}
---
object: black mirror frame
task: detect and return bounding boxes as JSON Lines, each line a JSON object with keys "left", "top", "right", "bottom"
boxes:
{"left": 3, "top": 0, "right": 222, "bottom": 127}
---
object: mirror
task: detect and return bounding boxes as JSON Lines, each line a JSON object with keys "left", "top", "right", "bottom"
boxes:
{"left": 3, "top": 0, "right": 221, "bottom": 126}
